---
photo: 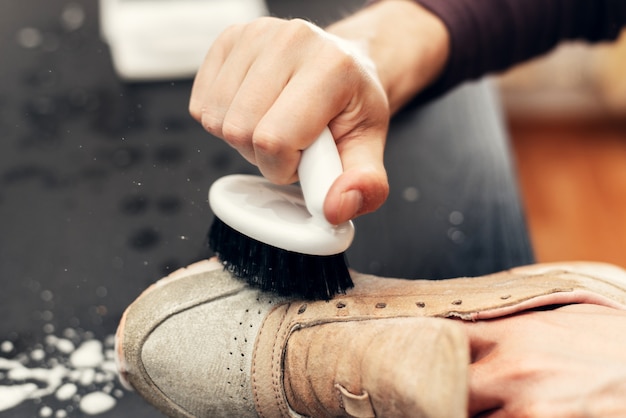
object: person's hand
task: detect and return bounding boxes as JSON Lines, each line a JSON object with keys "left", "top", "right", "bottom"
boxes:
{"left": 189, "top": 1, "right": 449, "bottom": 224}
{"left": 189, "top": 17, "right": 389, "bottom": 224}
{"left": 465, "top": 303, "right": 626, "bottom": 417}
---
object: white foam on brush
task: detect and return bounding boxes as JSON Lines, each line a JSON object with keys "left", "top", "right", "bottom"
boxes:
{"left": 0, "top": 330, "right": 126, "bottom": 415}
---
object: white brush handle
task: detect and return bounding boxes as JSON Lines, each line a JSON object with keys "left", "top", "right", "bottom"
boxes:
{"left": 297, "top": 127, "right": 342, "bottom": 225}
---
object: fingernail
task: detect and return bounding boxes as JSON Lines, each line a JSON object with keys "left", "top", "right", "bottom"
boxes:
{"left": 338, "top": 189, "right": 363, "bottom": 222}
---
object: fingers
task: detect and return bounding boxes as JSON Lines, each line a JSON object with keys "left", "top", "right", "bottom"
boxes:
{"left": 468, "top": 359, "right": 504, "bottom": 417}
{"left": 464, "top": 323, "right": 504, "bottom": 417}
{"left": 323, "top": 127, "right": 389, "bottom": 224}
{"left": 190, "top": 17, "right": 391, "bottom": 221}
{"left": 191, "top": 17, "right": 336, "bottom": 177}
{"left": 191, "top": 18, "right": 288, "bottom": 165}
{"left": 250, "top": 49, "right": 354, "bottom": 184}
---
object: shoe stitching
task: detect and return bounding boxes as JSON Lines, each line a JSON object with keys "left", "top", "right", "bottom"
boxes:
{"left": 253, "top": 303, "right": 292, "bottom": 418}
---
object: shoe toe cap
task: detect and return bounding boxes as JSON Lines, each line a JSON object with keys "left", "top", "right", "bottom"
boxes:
{"left": 116, "top": 261, "right": 285, "bottom": 417}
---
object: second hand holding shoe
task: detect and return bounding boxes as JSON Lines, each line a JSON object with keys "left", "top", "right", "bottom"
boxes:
{"left": 116, "top": 260, "right": 626, "bottom": 417}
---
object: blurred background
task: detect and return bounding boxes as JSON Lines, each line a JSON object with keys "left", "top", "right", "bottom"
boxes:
{"left": 499, "top": 32, "right": 626, "bottom": 267}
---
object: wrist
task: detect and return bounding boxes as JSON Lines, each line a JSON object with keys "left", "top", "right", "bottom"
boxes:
{"left": 326, "top": 0, "right": 449, "bottom": 113}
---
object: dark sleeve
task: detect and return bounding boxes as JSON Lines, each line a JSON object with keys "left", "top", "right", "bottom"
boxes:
{"left": 404, "top": 0, "right": 626, "bottom": 101}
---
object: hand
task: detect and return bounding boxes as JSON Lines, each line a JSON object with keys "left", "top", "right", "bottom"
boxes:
{"left": 465, "top": 304, "right": 626, "bottom": 417}
{"left": 189, "top": 1, "right": 449, "bottom": 224}
{"left": 189, "top": 17, "right": 389, "bottom": 224}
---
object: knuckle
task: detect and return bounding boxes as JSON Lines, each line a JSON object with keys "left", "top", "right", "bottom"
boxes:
{"left": 274, "top": 18, "right": 319, "bottom": 50}
{"left": 246, "top": 16, "right": 278, "bottom": 32}
{"left": 283, "top": 18, "right": 313, "bottom": 36}
{"left": 252, "top": 130, "right": 284, "bottom": 156}
{"left": 219, "top": 22, "right": 246, "bottom": 40}
{"left": 238, "top": 17, "right": 282, "bottom": 42}
{"left": 333, "top": 49, "right": 360, "bottom": 74}
{"left": 320, "top": 39, "right": 361, "bottom": 74}
{"left": 364, "top": 172, "right": 389, "bottom": 213}
{"left": 200, "top": 112, "right": 223, "bottom": 137}
{"left": 221, "top": 119, "right": 252, "bottom": 148}
{"left": 253, "top": 130, "right": 297, "bottom": 185}
{"left": 262, "top": 171, "right": 292, "bottom": 186}
{"left": 364, "top": 168, "right": 389, "bottom": 196}
{"left": 188, "top": 100, "right": 202, "bottom": 122}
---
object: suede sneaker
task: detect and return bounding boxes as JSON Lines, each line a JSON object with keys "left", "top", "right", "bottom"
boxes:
{"left": 116, "top": 259, "right": 626, "bottom": 417}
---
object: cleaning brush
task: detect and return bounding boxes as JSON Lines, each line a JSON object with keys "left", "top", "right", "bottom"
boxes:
{"left": 208, "top": 127, "right": 355, "bottom": 300}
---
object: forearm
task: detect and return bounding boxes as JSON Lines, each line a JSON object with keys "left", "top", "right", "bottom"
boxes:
{"left": 325, "top": 0, "right": 449, "bottom": 114}
{"left": 341, "top": 0, "right": 626, "bottom": 106}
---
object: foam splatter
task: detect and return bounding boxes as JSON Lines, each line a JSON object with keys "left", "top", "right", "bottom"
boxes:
{"left": 0, "top": 329, "right": 126, "bottom": 416}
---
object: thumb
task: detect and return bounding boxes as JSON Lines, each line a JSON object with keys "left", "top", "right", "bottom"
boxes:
{"left": 323, "top": 130, "right": 389, "bottom": 224}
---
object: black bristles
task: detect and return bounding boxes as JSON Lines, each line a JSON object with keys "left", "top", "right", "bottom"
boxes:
{"left": 208, "top": 216, "right": 353, "bottom": 300}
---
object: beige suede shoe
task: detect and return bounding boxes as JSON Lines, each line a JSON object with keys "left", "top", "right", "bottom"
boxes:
{"left": 116, "top": 260, "right": 626, "bottom": 418}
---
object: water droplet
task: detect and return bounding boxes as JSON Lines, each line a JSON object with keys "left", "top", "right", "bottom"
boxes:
{"left": 40, "top": 290, "right": 54, "bottom": 302}
{"left": 447, "top": 227, "right": 466, "bottom": 244}
{"left": 111, "top": 147, "right": 142, "bottom": 169}
{"left": 402, "top": 186, "right": 420, "bottom": 202}
{"left": 154, "top": 144, "right": 184, "bottom": 165}
{"left": 95, "top": 286, "right": 108, "bottom": 298}
{"left": 60, "top": 3, "right": 85, "bottom": 31}
{"left": 27, "top": 279, "right": 41, "bottom": 293}
{"left": 448, "top": 211, "right": 464, "bottom": 225}
{"left": 129, "top": 228, "right": 161, "bottom": 250}
{"left": 120, "top": 195, "right": 149, "bottom": 215}
{"left": 156, "top": 195, "right": 181, "bottom": 215}
{"left": 16, "top": 27, "right": 42, "bottom": 48}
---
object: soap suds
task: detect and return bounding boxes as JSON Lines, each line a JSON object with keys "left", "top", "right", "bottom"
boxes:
{"left": 39, "top": 405, "right": 53, "bottom": 417}
{"left": 0, "top": 329, "right": 127, "bottom": 416}
{"left": 80, "top": 392, "right": 117, "bottom": 415}
{"left": 70, "top": 340, "right": 104, "bottom": 368}
{"left": 0, "top": 383, "right": 38, "bottom": 409}
{"left": 1, "top": 341, "right": 14, "bottom": 353}
{"left": 55, "top": 383, "right": 77, "bottom": 401}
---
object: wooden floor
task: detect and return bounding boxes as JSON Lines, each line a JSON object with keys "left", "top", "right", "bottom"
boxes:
{"left": 509, "top": 116, "right": 626, "bottom": 268}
